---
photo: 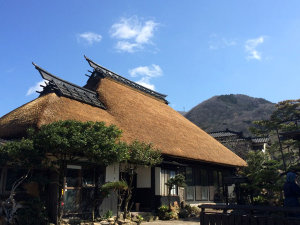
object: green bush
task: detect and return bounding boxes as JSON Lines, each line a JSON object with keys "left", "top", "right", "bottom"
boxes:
{"left": 178, "top": 204, "right": 200, "bottom": 218}
{"left": 103, "top": 210, "right": 113, "bottom": 219}
{"left": 158, "top": 204, "right": 180, "bottom": 220}
{"left": 178, "top": 208, "right": 189, "bottom": 218}
{"left": 158, "top": 205, "right": 170, "bottom": 220}
{"left": 168, "top": 211, "right": 178, "bottom": 220}
{"left": 136, "top": 215, "right": 144, "bottom": 224}
{"left": 190, "top": 206, "right": 200, "bottom": 216}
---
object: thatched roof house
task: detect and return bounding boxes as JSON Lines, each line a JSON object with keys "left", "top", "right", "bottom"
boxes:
{"left": 0, "top": 57, "right": 246, "bottom": 217}
{"left": 0, "top": 56, "right": 245, "bottom": 168}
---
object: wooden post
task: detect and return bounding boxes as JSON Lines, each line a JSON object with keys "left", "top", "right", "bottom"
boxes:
{"left": 48, "top": 170, "right": 59, "bottom": 224}
{"left": 200, "top": 207, "right": 205, "bottom": 225}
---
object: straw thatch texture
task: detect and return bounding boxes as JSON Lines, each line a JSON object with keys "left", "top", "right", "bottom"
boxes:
{"left": 0, "top": 78, "right": 246, "bottom": 167}
{"left": 0, "top": 93, "right": 119, "bottom": 138}
{"left": 94, "top": 78, "right": 246, "bottom": 167}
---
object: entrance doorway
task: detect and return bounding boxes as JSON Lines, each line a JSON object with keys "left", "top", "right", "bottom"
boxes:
{"left": 63, "top": 165, "right": 105, "bottom": 218}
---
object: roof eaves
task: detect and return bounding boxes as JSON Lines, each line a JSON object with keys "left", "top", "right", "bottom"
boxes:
{"left": 84, "top": 55, "right": 169, "bottom": 104}
{"left": 164, "top": 153, "right": 247, "bottom": 168}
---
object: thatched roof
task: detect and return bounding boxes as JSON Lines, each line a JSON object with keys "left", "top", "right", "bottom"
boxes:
{"left": 0, "top": 58, "right": 247, "bottom": 167}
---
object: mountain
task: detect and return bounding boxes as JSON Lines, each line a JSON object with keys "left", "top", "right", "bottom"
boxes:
{"left": 185, "top": 94, "right": 275, "bottom": 137}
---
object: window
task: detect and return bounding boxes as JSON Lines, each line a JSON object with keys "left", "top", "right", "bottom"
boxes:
{"left": 186, "top": 186, "right": 195, "bottom": 200}
{"left": 185, "top": 167, "right": 193, "bottom": 186}
{"left": 194, "top": 168, "right": 209, "bottom": 201}
{"left": 200, "top": 169, "right": 209, "bottom": 201}
{"left": 185, "top": 167, "right": 225, "bottom": 202}
{"left": 161, "top": 169, "right": 177, "bottom": 196}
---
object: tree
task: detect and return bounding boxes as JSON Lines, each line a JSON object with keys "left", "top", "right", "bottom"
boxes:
{"left": 1, "top": 121, "right": 162, "bottom": 223}
{"left": 239, "top": 151, "right": 283, "bottom": 205}
{"left": 100, "top": 181, "right": 128, "bottom": 221}
{"left": 250, "top": 99, "right": 300, "bottom": 172}
{"left": 29, "top": 120, "right": 128, "bottom": 223}
{"left": 121, "top": 140, "right": 162, "bottom": 219}
{"left": 165, "top": 174, "right": 186, "bottom": 208}
{"left": 0, "top": 138, "right": 43, "bottom": 169}
{"left": 0, "top": 139, "right": 45, "bottom": 224}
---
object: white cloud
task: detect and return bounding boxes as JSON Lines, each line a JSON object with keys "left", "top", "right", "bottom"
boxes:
{"left": 129, "top": 64, "right": 162, "bottom": 77}
{"left": 111, "top": 18, "right": 139, "bottom": 39}
{"left": 116, "top": 41, "right": 140, "bottom": 53}
{"left": 78, "top": 32, "right": 102, "bottom": 45}
{"left": 26, "top": 80, "right": 48, "bottom": 96}
{"left": 245, "top": 36, "right": 264, "bottom": 60}
{"left": 129, "top": 64, "right": 163, "bottom": 90}
{"left": 136, "top": 77, "right": 155, "bottom": 90}
{"left": 110, "top": 16, "right": 158, "bottom": 52}
{"left": 209, "top": 35, "right": 237, "bottom": 50}
{"left": 135, "top": 21, "right": 156, "bottom": 44}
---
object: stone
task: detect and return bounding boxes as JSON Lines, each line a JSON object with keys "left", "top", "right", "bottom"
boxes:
{"left": 100, "top": 221, "right": 110, "bottom": 225}
{"left": 117, "top": 220, "right": 129, "bottom": 225}
{"left": 131, "top": 212, "right": 138, "bottom": 218}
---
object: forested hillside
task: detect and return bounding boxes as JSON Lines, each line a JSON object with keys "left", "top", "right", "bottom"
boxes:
{"left": 185, "top": 94, "right": 275, "bottom": 136}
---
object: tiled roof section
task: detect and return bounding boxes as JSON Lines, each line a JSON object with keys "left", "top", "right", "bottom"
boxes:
{"left": 210, "top": 132, "right": 237, "bottom": 138}
{"left": 32, "top": 63, "right": 106, "bottom": 109}
{"left": 84, "top": 56, "right": 169, "bottom": 104}
{"left": 210, "top": 129, "right": 269, "bottom": 144}
{"left": 251, "top": 137, "right": 269, "bottom": 143}
{"left": 209, "top": 129, "right": 242, "bottom": 138}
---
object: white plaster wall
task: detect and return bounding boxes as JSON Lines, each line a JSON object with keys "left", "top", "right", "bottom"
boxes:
{"left": 155, "top": 167, "right": 161, "bottom": 195}
{"left": 136, "top": 166, "right": 151, "bottom": 188}
{"left": 262, "top": 143, "right": 267, "bottom": 153}
{"left": 228, "top": 184, "right": 235, "bottom": 198}
{"left": 105, "top": 163, "right": 119, "bottom": 182}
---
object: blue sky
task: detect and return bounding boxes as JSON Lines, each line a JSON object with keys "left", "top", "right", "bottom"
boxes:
{"left": 1, "top": 0, "right": 300, "bottom": 117}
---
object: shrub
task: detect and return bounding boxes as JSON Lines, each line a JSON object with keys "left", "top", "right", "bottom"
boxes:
{"left": 178, "top": 204, "right": 200, "bottom": 218}
{"left": 168, "top": 211, "right": 178, "bottom": 220}
{"left": 158, "top": 205, "right": 169, "bottom": 220}
{"left": 158, "top": 204, "right": 180, "bottom": 220}
{"left": 178, "top": 208, "right": 189, "bottom": 218}
{"left": 103, "top": 210, "right": 113, "bottom": 219}
{"left": 136, "top": 215, "right": 144, "bottom": 224}
{"left": 190, "top": 206, "right": 200, "bottom": 217}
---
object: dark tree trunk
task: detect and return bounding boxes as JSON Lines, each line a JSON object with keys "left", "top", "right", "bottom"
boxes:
{"left": 276, "top": 129, "right": 287, "bottom": 172}
{"left": 123, "top": 174, "right": 133, "bottom": 219}
{"left": 57, "top": 158, "right": 67, "bottom": 224}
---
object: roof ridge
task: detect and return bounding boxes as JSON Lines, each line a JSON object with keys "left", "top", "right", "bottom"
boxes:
{"left": 84, "top": 56, "right": 169, "bottom": 104}
{"left": 32, "top": 63, "right": 98, "bottom": 95}
{"left": 32, "top": 63, "right": 106, "bottom": 109}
